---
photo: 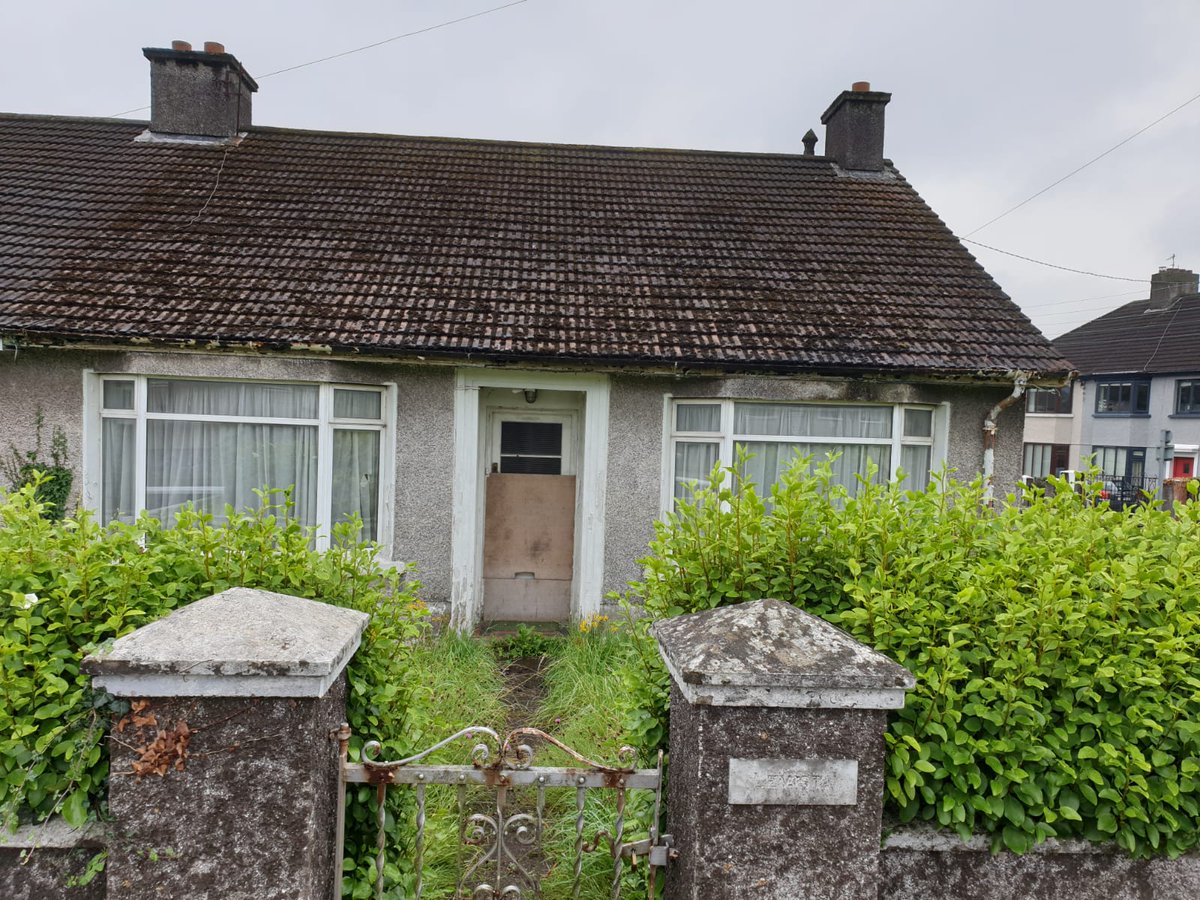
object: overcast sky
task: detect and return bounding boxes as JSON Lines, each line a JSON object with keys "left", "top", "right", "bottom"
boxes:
{"left": 4, "top": 1, "right": 1198, "bottom": 339}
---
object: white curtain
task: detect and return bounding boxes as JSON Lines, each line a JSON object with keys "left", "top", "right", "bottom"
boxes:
{"left": 146, "top": 421, "right": 318, "bottom": 527}
{"left": 102, "top": 418, "right": 135, "bottom": 523}
{"left": 734, "top": 403, "right": 892, "bottom": 439}
{"left": 738, "top": 441, "right": 890, "bottom": 497}
{"left": 673, "top": 441, "right": 719, "bottom": 501}
{"left": 147, "top": 379, "right": 318, "bottom": 418}
{"left": 676, "top": 404, "right": 721, "bottom": 432}
{"left": 900, "top": 445, "right": 932, "bottom": 491}
{"left": 332, "top": 430, "right": 380, "bottom": 540}
{"left": 142, "top": 380, "right": 320, "bottom": 527}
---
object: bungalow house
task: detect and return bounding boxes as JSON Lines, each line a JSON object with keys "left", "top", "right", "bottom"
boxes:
{"left": 0, "top": 43, "right": 1071, "bottom": 628}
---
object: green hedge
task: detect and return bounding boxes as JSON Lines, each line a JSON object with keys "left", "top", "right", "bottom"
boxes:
{"left": 618, "top": 462, "right": 1200, "bottom": 858}
{"left": 0, "top": 481, "right": 427, "bottom": 897}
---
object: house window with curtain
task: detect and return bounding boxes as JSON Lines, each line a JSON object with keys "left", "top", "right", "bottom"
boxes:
{"left": 1089, "top": 445, "right": 1146, "bottom": 481}
{"left": 1023, "top": 443, "right": 1069, "bottom": 478}
{"left": 98, "top": 376, "right": 388, "bottom": 547}
{"left": 668, "top": 399, "right": 940, "bottom": 506}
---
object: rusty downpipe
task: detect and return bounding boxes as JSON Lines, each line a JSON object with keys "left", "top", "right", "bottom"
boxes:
{"left": 982, "top": 373, "right": 1029, "bottom": 506}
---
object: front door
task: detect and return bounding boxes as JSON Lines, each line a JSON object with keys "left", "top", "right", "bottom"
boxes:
{"left": 482, "top": 415, "right": 576, "bottom": 624}
{"left": 1174, "top": 456, "right": 1195, "bottom": 478}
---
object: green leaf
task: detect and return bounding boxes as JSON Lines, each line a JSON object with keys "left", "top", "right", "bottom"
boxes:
{"left": 61, "top": 790, "right": 88, "bottom": 828}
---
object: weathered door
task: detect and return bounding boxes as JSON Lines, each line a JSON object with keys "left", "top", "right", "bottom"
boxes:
{"left": 482, "top": 417, "right": 576, "bottom": 623}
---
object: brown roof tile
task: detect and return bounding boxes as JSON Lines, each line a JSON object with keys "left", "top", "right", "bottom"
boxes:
{"left": 0, "top": 114, "right": 1069, "bottom": 376}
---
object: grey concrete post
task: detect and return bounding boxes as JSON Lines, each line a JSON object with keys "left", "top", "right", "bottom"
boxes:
{"left": 652, "top": 598, "right": 915, "bottom": 900}
{"left": 83, "top": 588, "right": 368, "bottom": 900}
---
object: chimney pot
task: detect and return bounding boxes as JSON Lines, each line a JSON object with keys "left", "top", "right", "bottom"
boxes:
{"left": 820, "top": 83, "right": 891, "bottom": 172}
{"left": 802, "top": 129, "right": 818, "bottom": 156}
{"left": 143, "top": 43, "right": 258, "bottom": 139}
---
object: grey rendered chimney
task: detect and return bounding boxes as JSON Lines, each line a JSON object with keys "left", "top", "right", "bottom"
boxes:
{"left": 1148, "top": 267, "right": 1198, "bottom": 311}
{"left": 820, "top": 81, "right": 891, "bottom": 172}
{"left": 142, "top": 41, "right": 258, "bottom": 139}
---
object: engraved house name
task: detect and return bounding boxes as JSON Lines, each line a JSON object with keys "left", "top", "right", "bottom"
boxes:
{"left": 727, "top": 758, "right": 858, "bottom": 806}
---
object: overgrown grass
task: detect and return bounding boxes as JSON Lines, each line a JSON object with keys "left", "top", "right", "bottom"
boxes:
{"left": 535, "top": 625, "right": 638, "bottom": 764}
{"left": 535, "top": 625, "right": 656, "bottom": 899}
{"left": 393, "top": 625, "right": 653, "bottom": 899}
{"left": 394, "top": 632, "right": 507, "bottom": 899}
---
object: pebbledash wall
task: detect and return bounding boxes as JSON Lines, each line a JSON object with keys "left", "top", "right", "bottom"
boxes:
{"left": 0, "top": 347, "right": 1026, "bottom": 613}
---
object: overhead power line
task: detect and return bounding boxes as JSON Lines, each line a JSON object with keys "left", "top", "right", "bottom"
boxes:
{"left": 1020, "top": 288, "right": 1145, "bottom": 312}
{"left": 965, "top": 86, "right": 1200, "bottom": 237}
{"left": 962, "top": 238, "right": 1151, "bottom": 283}
{"left": 110, "top": 0, "right": 531, "bottom": 118}
{"left": 258, "top": 0, "right": 530, "bottom": 78}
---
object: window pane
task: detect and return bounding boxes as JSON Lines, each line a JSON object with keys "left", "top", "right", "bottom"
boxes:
{"left": 674, "top": 441, "right": 719, "bottom": 501}
{"left": 501, "top": 421, "right": 562, "bottom": 456}
{"left": 102, "top": 418, "right": 135, "bottom": 523}
{"left": 1092, "top": 446, "right": 1126, "bottom": 479}
{"left": 500, "top": 456, "right": 562, "bottom": 475}
{"left": 676, "top": 403, "right": 721, "bottom": 433}
{"left": 1134, "top": 383, "right": 1150, "bottom": 414}
{"left": 147, "top": 380, "right": 318, "bottom": 419}
{"left": 1027, "top": 386, "right": 1072, "bottom": 414}
{"left": 334, "top": 389, "right": 382, "bottom": 420}
{"left": 1178, "top": 381, "right": 1197, "bottom": 414}
{"left": 1023, "top": 443, "right": 1051, "bottom": 478}
{"left": 103, "top": 380, "right": 135, "bottom": 410}
{"left": 903, "top": 409, "right": 933, "bottom": 438}
{"left": 734, "top": 403, "right": 891, "bottom": 439}
{"left": 333, "top": 430, "right": 380, "bottom": 541}
{"left": 737, "top": 441, "right": 889, "bottom": 497}
{"left": 145, "top": 420, "right": 318, "bottom": 527}
{"left": 899, "top": 445, "right": 932, "bottom": 491}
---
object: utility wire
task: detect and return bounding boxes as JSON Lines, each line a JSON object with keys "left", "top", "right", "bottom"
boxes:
{"left": 962, "top": 238, "right": 1150, "bottom": 283}
{"left": 1021, "top": 288, "right": 1145, "bottom": 312}
{"left": 965, "top": 87, "right": 1200, "bottom": 237}
{"left": 110, "top": 0, "right": 531, "bottom": 118}
{"left": 258, "top": 0, "right": 529, "bottom": 78}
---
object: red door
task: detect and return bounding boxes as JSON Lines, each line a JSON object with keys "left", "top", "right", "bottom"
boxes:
{"left": 1174, "top": 457, "right": 1195, "bottom": 478}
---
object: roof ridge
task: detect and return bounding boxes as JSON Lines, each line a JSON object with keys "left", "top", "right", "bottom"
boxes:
{"left": 0, "top": 110, "right": 870, "bottom": 163}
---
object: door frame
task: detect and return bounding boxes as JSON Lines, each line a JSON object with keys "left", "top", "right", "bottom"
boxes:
{"left": 451, "top": 369, "right": 609, "bottom": 631}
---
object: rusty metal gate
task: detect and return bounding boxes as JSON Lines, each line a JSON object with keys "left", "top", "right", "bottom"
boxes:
{"left": 333, "top": 723, "right": 673, "bottom": 899}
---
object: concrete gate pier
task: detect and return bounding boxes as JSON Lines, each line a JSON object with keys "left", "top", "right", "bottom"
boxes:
{"left": 652, "top": 598, "right": 915, "bottom": 900}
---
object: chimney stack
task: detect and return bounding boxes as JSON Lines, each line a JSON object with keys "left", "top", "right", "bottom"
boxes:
{"left": 820, "top": 81, "right": 891, "bottom": 172}
{"left": 142, "top": 41, "right": 258, "bottom": 139}
{"left": 1148, "top": 267, "right": 1198, "bottom": 311}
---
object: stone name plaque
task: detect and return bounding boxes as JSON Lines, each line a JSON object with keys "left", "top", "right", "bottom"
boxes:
{"left": 728, "top": 758, "right": 858, "bottom": 806}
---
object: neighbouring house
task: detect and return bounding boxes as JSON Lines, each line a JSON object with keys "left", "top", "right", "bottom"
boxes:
{"left": 1019, "top": 382, "right": 1080, "bottom": 479}
{"left": 1037, "top": 267, "right": 1200, "bottom": 500}
{"left": 0, "top": 43, "right": 1070, "bottom": 627}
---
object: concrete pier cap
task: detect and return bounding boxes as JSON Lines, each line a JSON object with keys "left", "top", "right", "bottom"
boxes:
{"left": 83, "top": 587, "right": 369, "bottom": 698}
{"left": 651, "top": 597, "right": 916, "bottom": 709}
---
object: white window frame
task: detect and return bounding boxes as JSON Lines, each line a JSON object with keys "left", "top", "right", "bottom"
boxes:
{"left": 660, "top": 397, "right": 947, "bottom": 513}
{"left": 82, "top": 372, "right": 396, "bottom": 553}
